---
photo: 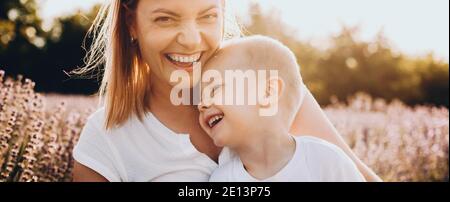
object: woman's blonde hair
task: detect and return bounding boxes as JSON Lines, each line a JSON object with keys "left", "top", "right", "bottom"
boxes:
{"left": 70, "top": 0, "right": 242, "bottom": 130}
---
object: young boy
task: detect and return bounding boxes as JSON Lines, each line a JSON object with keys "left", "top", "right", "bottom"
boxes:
{"left": 198, "top": 36, "right": 365, "bottom": 182}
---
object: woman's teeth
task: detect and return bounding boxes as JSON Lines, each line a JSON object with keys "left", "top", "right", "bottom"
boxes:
{"left": 167, "top": 53, "right": 201, "bottom": 63}
{"left": 208, "top": 114, "right": 224, "bottom": 128}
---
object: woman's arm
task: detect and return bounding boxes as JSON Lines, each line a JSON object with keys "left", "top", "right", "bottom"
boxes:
{"left": 72, "top": 161, "right": 109, "bottom": 182}
{"left": 290, "top": 89, "right": 383, "bottom": 182}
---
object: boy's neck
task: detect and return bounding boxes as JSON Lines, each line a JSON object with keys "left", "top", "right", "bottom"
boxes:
{"left": 234, "top": 129, "right": 296, "bottom": 180}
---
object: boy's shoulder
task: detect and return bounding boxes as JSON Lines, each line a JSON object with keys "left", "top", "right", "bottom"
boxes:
{"left": 294, "top": 136, "right": 365, "bottom": 181}
{"left": 295, "top": 136, "right": 342, "bottom": 152}
{"left": 295, "top": 136, "right": 349, "bottom": 162}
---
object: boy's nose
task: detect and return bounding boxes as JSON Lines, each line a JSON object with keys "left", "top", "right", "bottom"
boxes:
{"left": 197, "top": 100, "right": 211, "bottom": 112}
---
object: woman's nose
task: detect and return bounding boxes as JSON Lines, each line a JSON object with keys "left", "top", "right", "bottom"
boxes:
{"left": 177, "top": 22, "right": 202, "bottom": 50}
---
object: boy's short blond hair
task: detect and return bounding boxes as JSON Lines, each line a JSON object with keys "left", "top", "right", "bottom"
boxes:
{"left": 206, "top": 35, "right": 304, "bottom": 127}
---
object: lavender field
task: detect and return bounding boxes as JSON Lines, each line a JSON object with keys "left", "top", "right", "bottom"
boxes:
{"left": 0, "top": 72, "right": 448, "bottom": 182}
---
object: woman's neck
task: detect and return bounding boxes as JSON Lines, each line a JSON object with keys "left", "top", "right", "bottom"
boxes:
{"left": 148, "top": 77, "right": 198, "bottom": 132}
{"left": 149, "top": 76, "right": 196, "bottom": 112}
{"left": 235, "top": 129, "right": 296, "bottom": 180}
{"left": 148, "top": 76, "right": 222, "bottom": 162}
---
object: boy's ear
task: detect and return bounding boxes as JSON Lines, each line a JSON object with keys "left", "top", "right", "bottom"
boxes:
{"left": 258, "top": 77, "right": 284, "bottom": 117}
{"left": 263, "top": 77, "right": 284, "bottom": 106}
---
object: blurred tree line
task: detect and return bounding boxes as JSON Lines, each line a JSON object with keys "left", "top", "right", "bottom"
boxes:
{"left": 0, "top": 0, "right": 100, "bottom": 94}
{"left": 0, "top": 0, "right": 448, "bottom": 107}
{"left": 244, "top": 3, "right": 449, "bottom": 107}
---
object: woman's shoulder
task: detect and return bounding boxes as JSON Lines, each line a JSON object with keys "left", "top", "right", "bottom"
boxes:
{"left": 77, "top": 106, "right": 108, "bottom": 142}
{"left": 73, "top": 106, "right": 125, "bottom": 182}
{"left": 85, "top": 106, "right": 149, "bottom": 131}
{"left": 85, "top": 106, "right": 107, "bottom": 126}
{"left": 84, "top": 106, "right": 132, "bottom": 132}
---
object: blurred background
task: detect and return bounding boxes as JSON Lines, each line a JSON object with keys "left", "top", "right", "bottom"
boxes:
{"left": 0, "top": 0, "right": 448, "bottom": 182}
{"left": 0, "top": 0, "right": 448, "bottom": 107}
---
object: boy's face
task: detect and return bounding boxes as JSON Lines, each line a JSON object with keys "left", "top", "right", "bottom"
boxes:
{"left": 198, "top": 54, "right": 262, "bottom": 148}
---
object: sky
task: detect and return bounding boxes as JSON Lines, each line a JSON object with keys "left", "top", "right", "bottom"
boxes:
{"left": 37, "top": 0, "right": 449, "bottom": 61}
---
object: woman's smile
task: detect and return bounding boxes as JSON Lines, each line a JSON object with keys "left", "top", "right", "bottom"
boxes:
{"left": 164, "top": 52, "right": 204, "bottom": 72}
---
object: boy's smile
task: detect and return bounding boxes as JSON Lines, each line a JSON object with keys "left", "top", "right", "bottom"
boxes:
{"left": 207, "top": 114, "right": 224, "bottom": 129}
{"left": 198, "top": 104, "right": 232, "bottom": 147}
{"left": 201, "top": 107, "right": 225, "bottom": 130}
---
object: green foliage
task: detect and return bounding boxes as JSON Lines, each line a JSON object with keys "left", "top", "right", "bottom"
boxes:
{"left": 0, "top": 1, "right": 448, "bottom": 107}
{"left": 0, "top": 0, "right": 101, "bottom": 94}
{"left": 0, "top": 0, "right": 45, "bottom": 50}
{"left": 244, "top": 3, "right": 449, "bottom": 107}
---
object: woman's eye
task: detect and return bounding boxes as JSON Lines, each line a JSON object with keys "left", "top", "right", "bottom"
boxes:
{"left": 154, "top": 16, "right": 174, "bottom": 25}
{"left": 200, "top": 13, "right": 218, "bottom": 23}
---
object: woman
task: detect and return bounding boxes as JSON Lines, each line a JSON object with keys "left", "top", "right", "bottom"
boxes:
{"left": 72, "top": 0, "right": 382, "bottom": 182}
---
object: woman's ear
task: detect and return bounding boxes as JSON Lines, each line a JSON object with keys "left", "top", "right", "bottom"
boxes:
{"left": 124, "top": 5, "right": 137, "bottom": 39}
{"left": 220, "top": 0, "right": 227, "bottom": 40}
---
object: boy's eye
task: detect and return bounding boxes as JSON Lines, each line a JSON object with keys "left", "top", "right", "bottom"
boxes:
{"left": 210, "top": 85, "right": 222, "bottom": 98}
{"left": 212, "top": 86, "right": 220, "bottom": 94}
{"left": 212, "top": 86, "right": 222, "bottom": 96}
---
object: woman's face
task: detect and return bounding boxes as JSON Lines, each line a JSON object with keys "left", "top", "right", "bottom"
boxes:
{"left": 131, "top": 0, "right": 224, "bottom": 88}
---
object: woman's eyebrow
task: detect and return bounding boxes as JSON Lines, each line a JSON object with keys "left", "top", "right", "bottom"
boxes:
{"left": 199, "top": 5, "right": 219, "bottom": 15}
{"left": 151, "top": 8, "right": 180, "bottom": 17}
{"left": 151, "top": 5, "right": 218, "bottom": 17}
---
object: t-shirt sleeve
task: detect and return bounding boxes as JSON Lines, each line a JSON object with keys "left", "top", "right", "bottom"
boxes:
{"left": 305, "top": 138, "right": 366, "bottom": 182}
{"left": 72, "top": 116, "right": 122, "bottom": 182}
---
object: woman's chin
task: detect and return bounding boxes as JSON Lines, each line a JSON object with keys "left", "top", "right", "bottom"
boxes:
{"left": 166, "top": 67, "right": 202, "bottom": 89}
{"left": 166, "top": 70, "right": 199, "bottom": 88}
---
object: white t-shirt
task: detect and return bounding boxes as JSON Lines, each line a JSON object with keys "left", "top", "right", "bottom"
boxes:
{"left": 72, "top": 84, "right": 310, "bottom": 182}
{"left": 73, "top": 107, "right": 221, "bottom": 182}
{"left": 209, "top": 136, "right": 366, "bottom": 182}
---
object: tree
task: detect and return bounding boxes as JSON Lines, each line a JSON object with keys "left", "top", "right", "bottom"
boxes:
{"left": 0, "top": 1, "right": 101, "bottom": 95}
{"left": 242, "top": 2, "right": 449, "bottom": 107}
{"left": 0, "top": 0, "right": 47, "bottom": 75}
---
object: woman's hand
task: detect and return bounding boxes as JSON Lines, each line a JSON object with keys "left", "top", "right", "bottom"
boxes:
{"left": 290, "top": 88, "right": 383, "bottom": 182}
{"left": 72, "top": 161, "right": 109, "bottom": 182}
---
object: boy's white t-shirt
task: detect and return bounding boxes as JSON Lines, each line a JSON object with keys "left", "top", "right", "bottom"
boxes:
{"left": 210, "top": 136, "right": 366, "bottom": 182}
